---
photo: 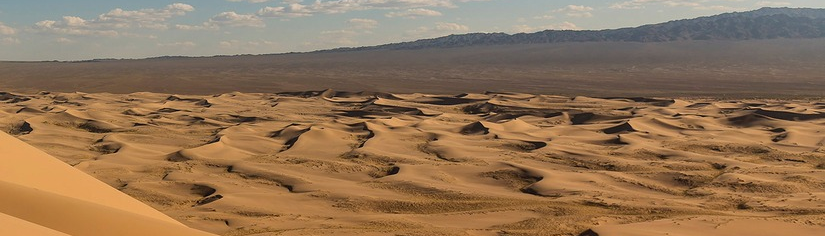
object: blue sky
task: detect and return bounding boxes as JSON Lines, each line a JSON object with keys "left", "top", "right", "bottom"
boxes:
{"left": 0, "top": 0, "right": 823, "bottom": 60}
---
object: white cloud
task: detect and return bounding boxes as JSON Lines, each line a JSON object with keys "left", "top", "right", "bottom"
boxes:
{"left": 220, "top": 40, "right": 277, "bottom": 47}
{"left": 756, "top": 1, "right": 791, "bottom": 7}
{"left": 435, "top": 22, "right": 469, "bottom": 31}
{"left": 227, "top": 0, "right": 271, "bottom": 3}
{"left": 385, "top": 8, "right": 443, "bottom": 18}
{"left": 35, "top": 17, "right": 120, "bottom": 37}
{"left": 553, "top": 5, "right": 593, "bottom": 18}
{"left": 157, "top": 41, "right": 197, "bottom": 47}
{"left": 32, "top": 3, "right": 194, "bottom": 36}
{"left": 1, "top": 37, "right": 20, "bottom": 45}
{"left": 306, "top": 18, "right": 380, "bottom": 47}
{"left": 257, "top": 4, "right": 316, "bottom": 17}
{"left": 552, "top": 22, "right": 580, "bottom": 30}
{"left": 55, "top": 37, "right": 74, "bottom": 44}
{"left": 406, "top": 22, "right": 469, "bottom": 38}
{"left": 0, "top": 22, "right": 16, "bottom": 35}
{"left": 174, "top": 24, "right": 215, "bottom": 31}
{"left": 693, "top": 5, "right": 745, "bottom": 11}
{"left": 511, "top": 25, "right": 535, "bottom": 33}
{"left": 208, "top": 12, "right": 266, "bottom": 28}
{"left": 62, "top": 16, "right": 87, "bottom": 27}
{"left": 611, "top": 0, "right": 688, "bottom": 9}
{"left": 176, "top": 11, "right": 265, "bottom": 30}
{"left": 348, "top": 18, "right": 379, "bottom": 29}
{"left": 610, "top": 0, "right": 744, "bottom": 10}
{"left": 93, "top": 3, "right": 194, "bottom": 29}
{"left": 257, "top": 0, "right": 485, "bottom": 18}
{"left": 1, "top": 22, "right": 19, "bottom": 45}
{"left": 317, "top": 30, "right": 360, "bottom": 46}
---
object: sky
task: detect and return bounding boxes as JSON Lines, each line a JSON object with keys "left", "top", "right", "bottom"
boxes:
{"left": 0, "top": 0, "right": 823, "bottom": 61}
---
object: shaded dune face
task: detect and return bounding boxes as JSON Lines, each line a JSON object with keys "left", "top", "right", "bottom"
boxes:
{"left": 1, "top": 90, "right": 825, "bottom": 235}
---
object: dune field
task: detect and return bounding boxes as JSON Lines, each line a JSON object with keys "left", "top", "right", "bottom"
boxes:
{"left": 2, "top": 89, "right": 825, "bottom": 235}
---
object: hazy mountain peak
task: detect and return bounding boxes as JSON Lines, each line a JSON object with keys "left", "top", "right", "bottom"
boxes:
{"left": 744, "top": 7, "right": 825, "bottom": 18}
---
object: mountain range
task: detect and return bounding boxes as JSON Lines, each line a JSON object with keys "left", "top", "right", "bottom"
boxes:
{"left": 327, "top": 7, "right": 825, "bottom": 51}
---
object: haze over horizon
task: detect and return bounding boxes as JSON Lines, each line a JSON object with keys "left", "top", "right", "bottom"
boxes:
{"left": 1, "top": 0, "right": 824, "bottom": 61}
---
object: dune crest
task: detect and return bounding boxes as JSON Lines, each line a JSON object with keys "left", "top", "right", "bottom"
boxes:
{"left": 1, "top": 90, "right": 824, "bottom": 235}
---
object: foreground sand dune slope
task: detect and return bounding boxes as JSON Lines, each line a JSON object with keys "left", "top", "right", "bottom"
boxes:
{"left": 0, "top": 132, "right": 217, "bottom": 235}
{"left": 1, "top": 90, "right": 825, "bottom": 235}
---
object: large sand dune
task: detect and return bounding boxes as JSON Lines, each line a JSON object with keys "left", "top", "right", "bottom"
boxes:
{"left": 0, "top": 127, "right": 216, "bottom": 235}
{"left": 2, "top": 90, "right": 825, "bottom": 235}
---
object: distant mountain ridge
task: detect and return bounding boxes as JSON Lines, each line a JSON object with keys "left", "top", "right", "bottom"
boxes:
{"left": 326, "top": 7, "right": 825, "bottom": 51}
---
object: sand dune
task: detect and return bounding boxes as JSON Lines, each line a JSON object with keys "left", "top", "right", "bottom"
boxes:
{"left": 2, "top": 90, "right": 825, "bottom": 235}
{"left": 0, "top": 131, "right": 216, "bottom": 235}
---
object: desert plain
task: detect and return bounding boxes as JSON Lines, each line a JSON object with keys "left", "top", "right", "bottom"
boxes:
{"left": 2, "top": 88, "right": 825, "bottom": 235}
